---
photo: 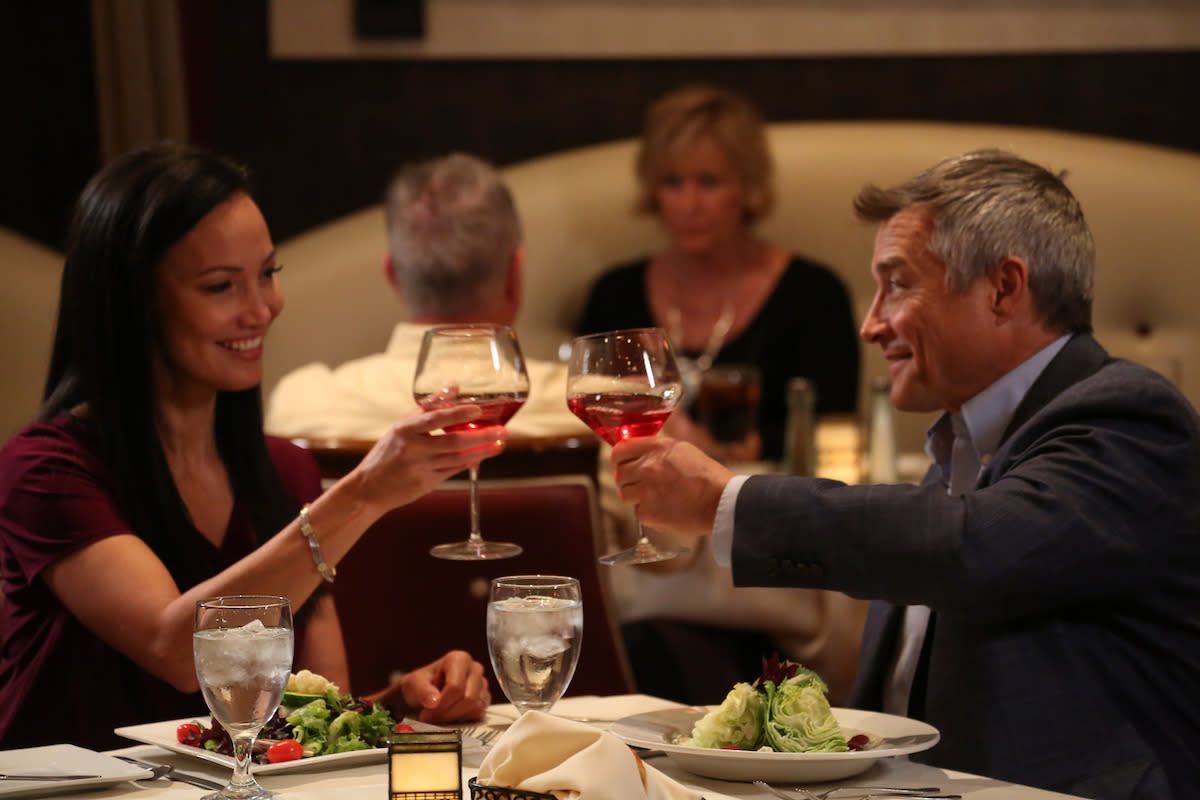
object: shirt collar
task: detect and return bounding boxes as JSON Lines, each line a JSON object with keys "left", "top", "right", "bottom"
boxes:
{"left": 926, "top": 333, "right": 1072, "bottom": 468}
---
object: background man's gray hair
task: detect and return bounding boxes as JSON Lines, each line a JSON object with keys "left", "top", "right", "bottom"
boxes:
{"left": 854, "top": 148, "right": 1094, "bottom": 334}
{"left": 386, "top": 153, "right": 521, "bottom": 317}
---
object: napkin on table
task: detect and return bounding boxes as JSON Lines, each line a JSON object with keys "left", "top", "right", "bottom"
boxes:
{"left": 476, "top": 711, "right": 731, "bottom": 800}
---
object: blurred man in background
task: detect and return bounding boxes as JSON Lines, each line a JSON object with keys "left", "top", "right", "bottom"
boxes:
{"left": 266, "top": 153, "right": 586, "bottom": 440}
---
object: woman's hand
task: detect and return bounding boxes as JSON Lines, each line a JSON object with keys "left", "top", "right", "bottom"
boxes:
{"left": 351, "top": 406, "right": 506, "bottom": 512}
{"left": 381, "top": 650, "right": 491, "bottom": 723}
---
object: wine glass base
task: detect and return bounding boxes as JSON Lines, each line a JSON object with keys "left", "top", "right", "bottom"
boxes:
{"left": 430, "top": 540, "right": 523, "bottom": 560}
{"left": 200, "top": 783, "right": 272, "bottom": 800}
{"left": 599, "top": 544, "right": 689, "bottom": 566}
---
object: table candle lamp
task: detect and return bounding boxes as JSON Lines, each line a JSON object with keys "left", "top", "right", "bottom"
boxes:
{"left": 389, "top": 730, "right": 462, "bottom": 800}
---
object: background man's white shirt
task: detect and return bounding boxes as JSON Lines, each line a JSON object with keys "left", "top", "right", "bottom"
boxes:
{"left": 265, "top": 322, "right": 590, "bottom": 440}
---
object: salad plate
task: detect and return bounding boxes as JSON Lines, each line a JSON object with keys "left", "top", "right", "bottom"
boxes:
{"left": 609, "top": 706, "right": 939, "bottom": 783}
{"left": 116, "top": 715, "right": 392, "bottom": 775}
{"left": 0, "top": 744, "right": 151, "bottom": 798}
{"left": 115, "top": 716, "right": 488, "bottom": 775}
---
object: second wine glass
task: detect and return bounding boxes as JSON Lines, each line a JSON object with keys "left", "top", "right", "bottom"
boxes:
{"left": 413, "top": 324, "right": 530, "bottom": 560}
{"left": 566, "top": 327, "right": 687, "bottom": 565}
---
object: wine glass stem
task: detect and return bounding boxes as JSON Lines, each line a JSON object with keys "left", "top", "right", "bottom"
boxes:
{"left": 229, "top": 730, "right": 259, "bottom": 791}
{"left": 467, "top": 464, "right": 482, "bottom": 544}
{"left": 633, "top": 520, "right": 656, "bottom": 553}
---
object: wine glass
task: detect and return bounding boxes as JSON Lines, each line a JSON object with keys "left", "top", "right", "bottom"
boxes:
{"left": 486, "top": 575, "right": 582, "bottom": 714}
{"left": 566, "top": 327, "right": 687, "bottom": 565}
{"left": 414, "top": 323, "right": 530, "bottom": 560}
{"left": 193, "top": 595, "right": 294, "bottom": 800}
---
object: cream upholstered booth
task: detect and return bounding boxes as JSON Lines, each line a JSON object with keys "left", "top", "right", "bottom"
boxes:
{"left": 2, "top": 229, "right": 63, "bottom": 441}
{"left": 5, "top": 122, "right": 1200, "bottom": 454}
{"left": 265, "top": 121, "right": 1200, "bottom": 456}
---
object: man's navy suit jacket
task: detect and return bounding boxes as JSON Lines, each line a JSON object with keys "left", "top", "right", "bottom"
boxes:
{"left": 731, "top": 335, "right": 1200, "bottom": 799}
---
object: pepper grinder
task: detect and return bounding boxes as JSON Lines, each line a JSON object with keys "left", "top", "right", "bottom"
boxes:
{"left": 783, "top": 377, "right": 817, "bottom": 476}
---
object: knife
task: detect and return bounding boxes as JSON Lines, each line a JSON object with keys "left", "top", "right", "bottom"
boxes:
{"left": 0, "top": 773, "right": 102, "bottom": 780}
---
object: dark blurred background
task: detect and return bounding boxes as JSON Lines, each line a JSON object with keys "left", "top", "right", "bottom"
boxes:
{"left": 4, "top": 1, "right": 1198, "bottom": 251}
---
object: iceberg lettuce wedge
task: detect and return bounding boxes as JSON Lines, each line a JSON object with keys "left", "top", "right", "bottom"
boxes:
{"left": 761, "top": 677, "right": 847, "bottom": 753}
{"left": 681, "top": 656, "right": 847, "bottom": 753}
{"left": 680, "top": 682, "right": 765, "bottom": 749}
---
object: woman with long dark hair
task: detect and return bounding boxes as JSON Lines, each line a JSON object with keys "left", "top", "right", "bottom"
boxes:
{"left": 0, "top": 143, "right": 499, "bottom": 749}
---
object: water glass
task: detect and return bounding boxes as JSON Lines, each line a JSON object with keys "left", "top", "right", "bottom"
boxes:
{"left": 486, "top": 575, "right": 582, "bottom": 714}
{"left": 193, "top": 595, "right": 293, "bottom": 800}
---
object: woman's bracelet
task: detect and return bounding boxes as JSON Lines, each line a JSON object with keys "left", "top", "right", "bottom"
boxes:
{"left": 298, "top": 504, "right": 336, "bottom": 583}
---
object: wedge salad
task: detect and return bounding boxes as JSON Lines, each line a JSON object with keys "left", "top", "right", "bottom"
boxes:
{"left": 680, "top": 656, "right": 863, "bottom": 753}
{"left": 178, "top": 670, "right": 400, "bottom": 764}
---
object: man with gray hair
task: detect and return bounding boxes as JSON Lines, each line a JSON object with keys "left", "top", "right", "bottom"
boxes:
{"left": 607, "top": 149, "right": 1200, "bottom": 799}
{"left": 266, "top": 153, "right": 587, "bottom": 439}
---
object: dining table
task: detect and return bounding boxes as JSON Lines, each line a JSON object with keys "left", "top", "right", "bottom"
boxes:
{"left": 75, "top": 694, "right": 1088, "bottom": 800}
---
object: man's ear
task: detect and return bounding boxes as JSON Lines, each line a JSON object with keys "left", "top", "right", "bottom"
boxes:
{"left": 506, "top": 245, "right": 525, "bottom": 308}
{"left": 990, "top": 256, "right": 1029, "bottom": 320}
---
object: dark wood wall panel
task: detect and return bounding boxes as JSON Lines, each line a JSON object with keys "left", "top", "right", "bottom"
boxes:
{"left": 4, "top": 1, "right": 1198, "bottom": 251}
{"left": 206, "top": 3, "right": 1199, "bottom": 242}
{"left": 1, "top": 3, "right": 100, "bottom": 249}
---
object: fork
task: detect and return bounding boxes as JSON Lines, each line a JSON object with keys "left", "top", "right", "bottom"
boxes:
{"left": 459, "top": 725, "right": 500, "bottom": 745}
{"left": 753, "top": 780, "right": 956, "bottom": 800}
{"left": 114, "top": 756, "right": 225, "bottom": 791}
{"left": 796, "top": 787, "right": 946, "bottom": 799}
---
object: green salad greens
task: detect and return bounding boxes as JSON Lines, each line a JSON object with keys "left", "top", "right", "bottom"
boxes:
{"left": 286, "top": 690, "right": 397, "bottom": 756}
{"left": 679, "top": 656, "right": 847, "bottom": 753}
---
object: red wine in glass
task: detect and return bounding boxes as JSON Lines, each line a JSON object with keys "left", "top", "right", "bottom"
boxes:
{"left": 416, "top": 394, "right": 528, "bottom": 432}
{"left": 413, "top": 325, "right": 530, "bottom": 560}
{"left": 566, "top": 328, "right": 687, "bottom": 566}
{"left": 566, "top": 393, "right": 675, "bottom": 444}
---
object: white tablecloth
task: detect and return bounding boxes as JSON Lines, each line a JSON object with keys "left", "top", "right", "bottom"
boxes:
{"left": 89, "top": 694, "right": 1086, "bottom": 800}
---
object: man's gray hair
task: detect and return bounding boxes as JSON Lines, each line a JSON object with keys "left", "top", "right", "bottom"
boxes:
{"left": 385, "top": 153, "right": 521, "bottom": 317}
{"left": 854, "top": 149, "right": 1094, "bottom": 334}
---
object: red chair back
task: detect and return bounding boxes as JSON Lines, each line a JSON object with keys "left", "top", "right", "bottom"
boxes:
{"left": 333, "top": 476, "right": 635, "bottom": 700}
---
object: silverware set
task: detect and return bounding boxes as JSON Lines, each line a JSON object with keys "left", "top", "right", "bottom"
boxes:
{"left": 754, "top": 779, "right": 960, "bottom": 800}
{"left": 114, "top": 755, "right": 226, "bottom": 790}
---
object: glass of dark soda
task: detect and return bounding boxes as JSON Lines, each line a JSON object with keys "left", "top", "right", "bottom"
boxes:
{"left": 695, "top": 364, "right": 762, "bottom": 444}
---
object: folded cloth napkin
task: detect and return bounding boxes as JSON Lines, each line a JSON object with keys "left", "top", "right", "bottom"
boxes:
{"left": 476, "top": 711, "right": 723, "bottom": 800}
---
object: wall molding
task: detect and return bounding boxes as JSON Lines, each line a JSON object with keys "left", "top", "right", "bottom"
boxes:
{"left": 270, "top": 0, "right": 1200, "bottom": 60}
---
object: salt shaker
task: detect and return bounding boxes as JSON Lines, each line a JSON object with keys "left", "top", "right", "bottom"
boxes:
{"left": 783, "top": 377, "right": 817, "bottom": 476}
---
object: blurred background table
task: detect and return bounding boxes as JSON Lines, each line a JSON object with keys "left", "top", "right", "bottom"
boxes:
{"left": 295, "top": 432, "right": 601, "bottom": 485}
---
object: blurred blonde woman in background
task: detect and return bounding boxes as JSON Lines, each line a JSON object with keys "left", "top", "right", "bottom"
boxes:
{"left": 577, "top": 87, "right": 867, "bottom": 705}
{"left": 576, "top": 84, "right": 860, "bottom": 463}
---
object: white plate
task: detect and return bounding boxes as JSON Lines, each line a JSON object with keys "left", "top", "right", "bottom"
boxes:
{"left": 0, "top": 744, "right": 151, "bottom": 798}
{"left": 115, "top": 716, "right": 485, "bottom": 775}
{"left": 609, "top": 706, "right": 939, "bottom": 783}
{"left": 115, "top": 716, "right": 388, "bottom": 775}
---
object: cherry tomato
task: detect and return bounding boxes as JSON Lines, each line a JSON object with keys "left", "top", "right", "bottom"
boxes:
{"left": 266, "top": 739, "right": 304, "bottom": 764}
{"left": 394, "top": 723, "right": 415, "bottom": 732}
{"left": 176, "top": 723, "right": 202, "bottom": 745}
